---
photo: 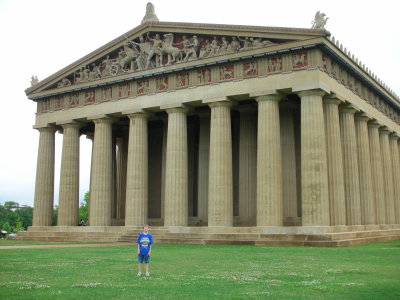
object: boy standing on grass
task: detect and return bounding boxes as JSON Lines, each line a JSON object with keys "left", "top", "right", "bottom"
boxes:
{"left": 137, "top": 224, "right": 153, "bottom": 277}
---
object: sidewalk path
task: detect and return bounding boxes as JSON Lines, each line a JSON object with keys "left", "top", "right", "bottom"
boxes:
{"left": 0, "top": 243, "right": 130, "bottom": 249}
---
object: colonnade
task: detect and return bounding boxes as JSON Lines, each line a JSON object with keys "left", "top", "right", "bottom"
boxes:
{"left": 32, "top": 89, "right": 400, "bottom": 228}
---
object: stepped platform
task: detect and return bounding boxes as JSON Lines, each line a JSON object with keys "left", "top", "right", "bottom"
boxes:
{"left": 11, "top": 225, "right": 400, "bottom": 247}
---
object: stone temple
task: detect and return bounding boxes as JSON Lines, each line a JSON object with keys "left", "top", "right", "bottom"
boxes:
{"left": 21, "top": 4, "right": 400, "bottom": 246}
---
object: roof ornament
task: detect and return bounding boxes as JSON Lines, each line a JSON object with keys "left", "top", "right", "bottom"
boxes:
{"left": 141, "top": 2, "right": 159, "bottom": 24}
{"left": 311, "top": 11, "right": 328, "bottom": 29}
{"left": 30, "top": 75, "right": 39, "bottom": 87}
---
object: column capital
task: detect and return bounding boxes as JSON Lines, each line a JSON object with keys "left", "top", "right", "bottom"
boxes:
{"left": 323, "top": 94, "right": 344, "bottom": 105}
{"left": 255, "top": 93, "right": 283, "bottom": 103}
{"left": 379, "top": 126, "right": 391, "bottom": 135}
{"left": 33, "top": 125, "right": 58, "bottom": 133}
{"left": 127, "top": 112, "right": 151, "bottom": 120}
{"left": 354, "top": 112, "right": 371, "bottom": 122}
{"left": 368, "top": 119, "right": 382, "bottom": 128}
{"left": 389, "top": 132, "right": 400, "bottom": 140}
{"left": 88, "top": 115, "right": 118, "bottom": 124}
{"left": 339, "top": 103, "right": 359, "bottom": 114}
{"left": 208, "top": 101, "right": 234, "bottom": 109}
{"left": 297, "top": 89, "right": 326, "bottom": 98}
{"left": 166, "top": 106, "right": 191, "bottom": 114}
{"left": 58, "top": 121, "right": 85, "bottom": 129}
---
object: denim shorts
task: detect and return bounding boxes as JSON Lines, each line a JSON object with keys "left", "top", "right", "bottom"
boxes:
{"left": 138, "top": 254, "right": 150, "bottom": 263}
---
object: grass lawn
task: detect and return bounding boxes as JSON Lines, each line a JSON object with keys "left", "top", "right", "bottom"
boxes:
{"left": 0, "top": 240, "right": 399, "bottom": 300}
{"left": 0, "top": 240, "right": 112, "bottom": 246}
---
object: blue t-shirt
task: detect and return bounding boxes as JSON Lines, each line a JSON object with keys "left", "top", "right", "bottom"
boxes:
{"left": 137, "top": 233, "right": 153, "bottom": 255}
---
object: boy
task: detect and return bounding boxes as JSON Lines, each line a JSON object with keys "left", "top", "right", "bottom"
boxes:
{"left": 137, "top": 224, "right": 153, "bottom": 277}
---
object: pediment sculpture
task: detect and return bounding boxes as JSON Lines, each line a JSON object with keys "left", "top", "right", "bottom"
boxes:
{"left": 54, "top": 32, "right": 279, "bottom": 89}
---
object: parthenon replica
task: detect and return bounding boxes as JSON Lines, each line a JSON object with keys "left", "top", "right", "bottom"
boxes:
{"left": 21, "top": 4, "right": 400, "bottom": 246}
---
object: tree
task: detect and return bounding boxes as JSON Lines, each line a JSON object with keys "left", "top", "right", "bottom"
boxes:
{"left": 79, "top": 192, "right": 89, "bottom": 225}
{"left": 15, "top": 217, "right": 24, "bottom": 232}
{"left": 2, "top": 221, "right": 11, "bottom": 233}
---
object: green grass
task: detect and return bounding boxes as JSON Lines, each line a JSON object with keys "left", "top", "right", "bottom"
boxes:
{"left": 0, "top": 240, "right": 112, "bottom": 246}
{"left": 0, "top": 241, "right": 399, "bottom": 299}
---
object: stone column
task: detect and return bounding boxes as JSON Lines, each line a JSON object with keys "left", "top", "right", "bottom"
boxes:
{"left": 238, "top": 106, "right": 257, "bottom": 224}
{"left": 379, "top": 127, "right": 396, "bottom": 224}
{"left": 115, "top": 128, "right": 128, "bottom": 220}
{"left": 298, "top": 90, "right": 330, "bottom": 226}
{"left": 164, "top": 107, "right": 189, "bottom": 226}
{"left": 57, "top": 122, "right": 82, "bottom": 226}
{"left": 89, "top": 117, "right": 115, "bottom": 226}
{"left": 340, "top": 104, "right": 362, "bottom": 225}
{"left": 323, "top": 97, "right": 346, "bottom": 225}
{"left": 86, "top": 132, "right": 94, "bottom": 225}
{"left": 354, "top": 114, "right": 375, "bottom": 225}
{"left": 160, "top": 119, "right": 168, "bottom": 222}
{"left": 280, "top": 101, "right": 298, "bottom": 220}
{"left": 197, "top": 112, "right": 210, "bottom": 223}
{"left": 208, "top": 101, "right": 233, "bottom": 227}
{"left": 125, "top": 113, "right": 149, "bottom": 226}
{"left": 32, "top": 127, "right": 57, "bottom": 226}
{"left": 389, "top": 133, "right": 400, "bottom": 223}
{"left": 368, "top": 121, "right": 386, "bottom": 224}
{"left": 256, "top": 94, "right": 283, "bottom": 226}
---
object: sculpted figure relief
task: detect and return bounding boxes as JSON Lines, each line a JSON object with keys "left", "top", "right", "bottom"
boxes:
{"left": 55, "top": 33, "right": 279, "bottom": 89}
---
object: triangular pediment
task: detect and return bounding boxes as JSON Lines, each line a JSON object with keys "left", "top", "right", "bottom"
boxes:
{"left": 26, "top": 21, "right": 328, "bottom": 99}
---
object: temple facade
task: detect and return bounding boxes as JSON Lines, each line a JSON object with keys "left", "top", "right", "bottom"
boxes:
{"left": 23, "top": 5, "right": 400, "bottom": 246}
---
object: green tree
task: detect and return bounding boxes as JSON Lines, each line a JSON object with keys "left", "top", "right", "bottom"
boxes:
{"left": 2, "top": 221, "right": 11, "bottom": 233}
{"left": 79, "top": 192, "right": 89, "bottom": 225}
{"left": 18, "top": 206, "right": 33, "bottom": 229}
{"left": 15, "top": 217, "right": 24, "bottom": 231}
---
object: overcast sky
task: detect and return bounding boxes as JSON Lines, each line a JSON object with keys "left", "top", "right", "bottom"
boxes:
{"left": 0, "top": 0, "right": 399, "bottom": 207}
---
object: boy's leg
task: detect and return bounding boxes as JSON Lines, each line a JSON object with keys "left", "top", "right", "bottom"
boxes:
{"left": 138, "top": 262, "right": 142, "bottom": 273}
{"left": 145, "top": 263, "right": 149, "bottom": 273}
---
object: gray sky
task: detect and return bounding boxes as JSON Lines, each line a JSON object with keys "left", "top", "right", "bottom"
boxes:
{"left": 0, "top": 0, "right": 399, "bottom": 207}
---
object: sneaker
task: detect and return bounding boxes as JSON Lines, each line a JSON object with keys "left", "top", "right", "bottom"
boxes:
{"left": 145, "top": 272, "right": 150, "bottom": 277}
{"left": 137, "top": 272, "right": 142, "bottom": 277}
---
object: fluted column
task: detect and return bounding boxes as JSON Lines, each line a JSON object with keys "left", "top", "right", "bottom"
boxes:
{"left": 164, "top": 107, "right": 188, "bottom": 226}
{"left": 340, "top": 104, "right": 362, "bottom": 225}
{"left": 298, "top": 90, "right": 329, "bottom": 226}
{"left": 238, "top": 106, "right": 257, "bottom": 223}
{"left": 125, "top": 113, "right": 149, "bottom": 226}
{"left": 32, "top": 127, "right": 57, "bottom": 226}
{"left": 89, "top": 117, "right": 115, "bottom": 226}
{"left": 160, "top": 119, "right": 168, "bottom": 222}
{"left": 280, "top": 101, "right": 298, "bottom": 220}
{"left": 389, "top": 133, "right": 400, "bottom": 223}
{"left": 58, "top": 123, "right": 82, "bottom": 226}
{"left": 323, "top": 97, "right": 346, "bottom": 225}
{"left": 380, "top": 127, "right": 395, "bottom": 224}
{"left": 208, "top": 101, "right": 233, "bottom": 227}
{"left": 86, "top": 132, "right": 94, "bottom": 225}
{"left": 115, "top": 128, "right": 128, "bottom": 220}
{"left": 256, "top": 94, "right": 283, "bottom": 226}
{"left": 354, "top": 114, "right": 375, "bottom": 224}
{"left": 197, "top": 112, "right": 210, "bottom": 223}
{"left": 368, "top": 121, "right": 386, "bottom": 224}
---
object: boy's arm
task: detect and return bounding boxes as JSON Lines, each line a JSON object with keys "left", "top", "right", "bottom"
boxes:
{"left": 148, "top": 244, "right": 152, "bottom": 256}
{"left": 137, "top": 243, "right": 140, "bottom": 254}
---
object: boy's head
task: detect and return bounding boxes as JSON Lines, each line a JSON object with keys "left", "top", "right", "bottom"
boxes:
{"left": 143, "top": 224, "right": 149, "bottom": 233}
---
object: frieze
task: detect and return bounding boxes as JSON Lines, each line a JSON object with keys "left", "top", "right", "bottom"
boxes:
{"left": 243, "top": 61, "right": 258, "bottom": 77}
{"left": 34, "top": 48, "right": 400, "bottom": 125}
{"left": 321, "top": 53, "right": 400, "bottom": 124}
